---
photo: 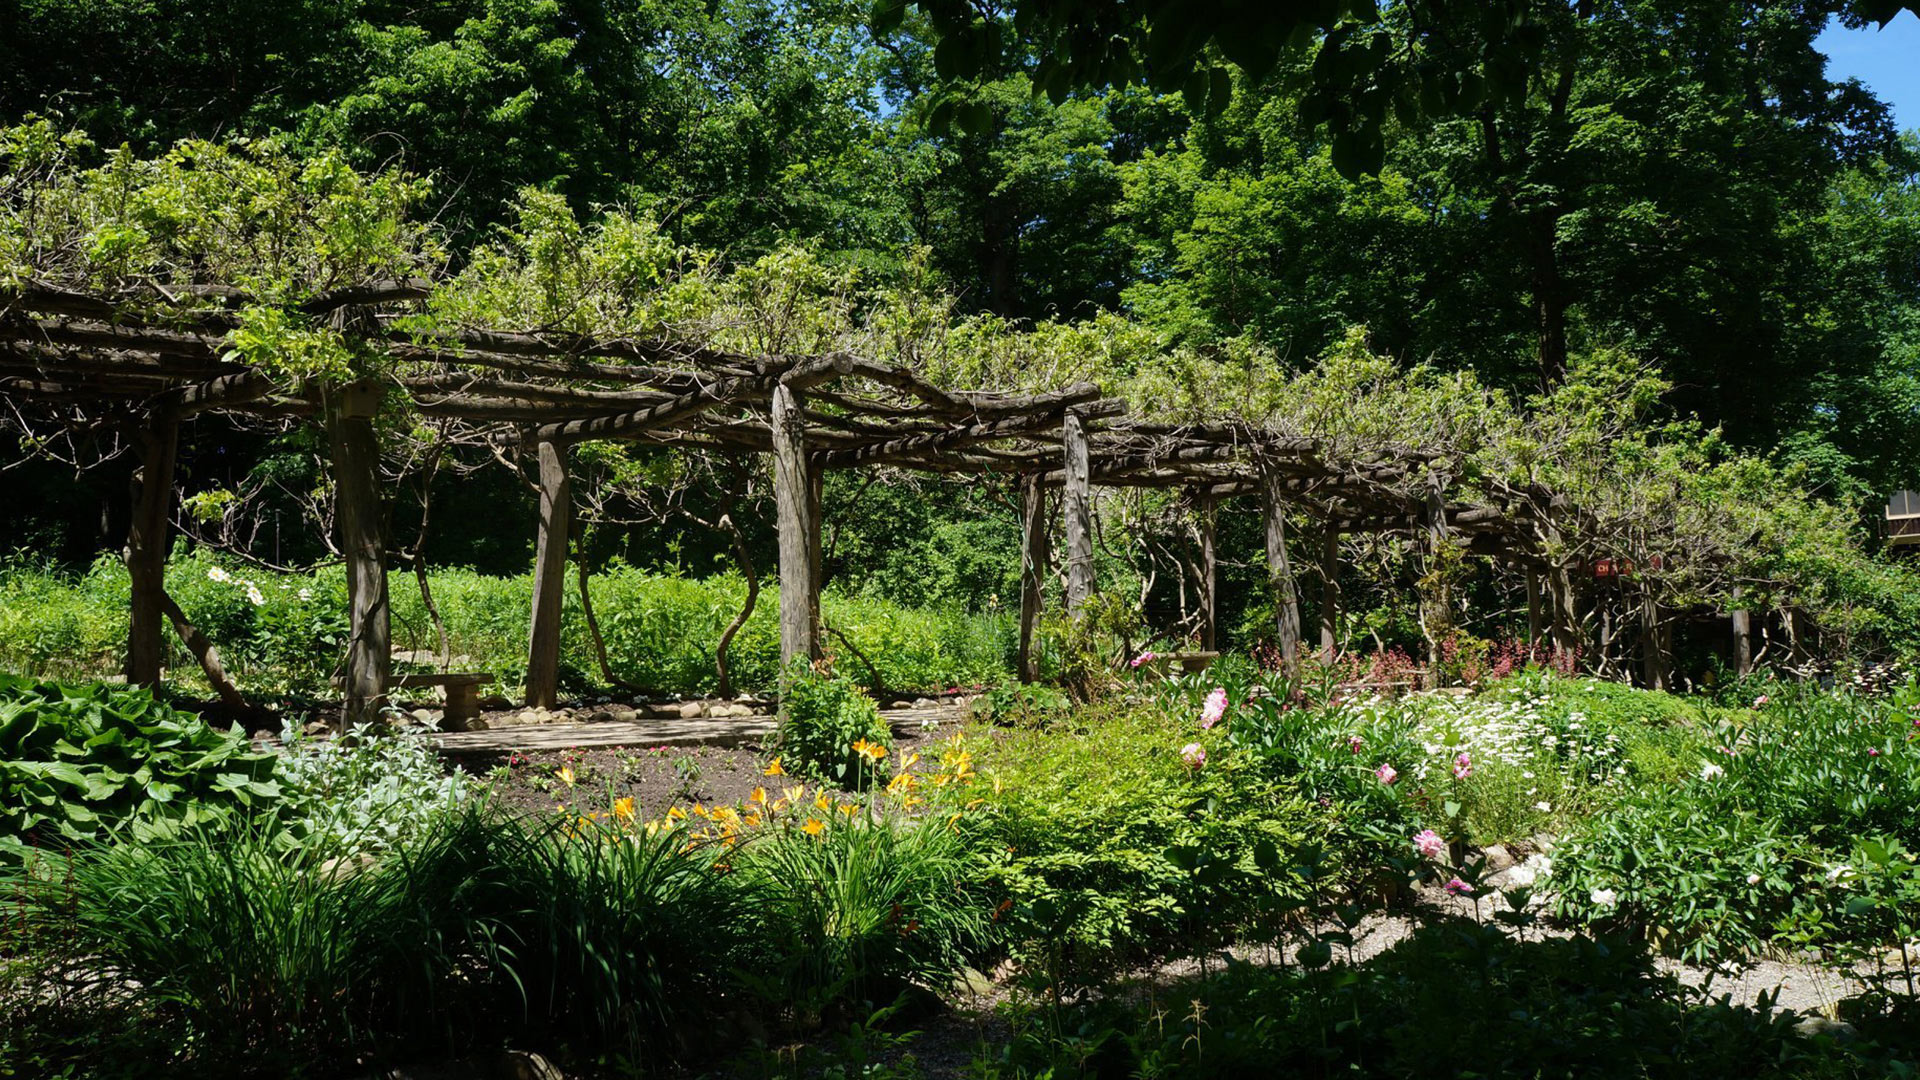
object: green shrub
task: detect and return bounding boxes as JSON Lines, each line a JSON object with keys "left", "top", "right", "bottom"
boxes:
{"left": 0, "top": 556, "right": 1016, "bottom": 698}
{"left": 968, "top": 705, "right": 1327, "bottom": 977}
{"left": 267, "top": 726, "right": 473, "bottom": 860}
{"left": 773, "top": 665, "right": 893, "bottom": 787}
{"left": 0, "top": 675, "right": 278, "bottom": 856}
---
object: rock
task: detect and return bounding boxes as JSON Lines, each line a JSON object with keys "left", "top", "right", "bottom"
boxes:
{"left": 494, "top": 1050, "right": 565, "bottom": 1080}
{"left": 890, "top": 700, "right": 914, "bottom": 710}
{"left": 410, "top": 708, "right": 437, "bottom": 725}
{"left": 1481, "top": 844, "right": 1517, "bottom": 872}
{"left": 611, "top": 707, "right": 639, "bottom": 724}
{"left": 679, "top": 701, "right": 705, "bottom": 719}
{"left": 645, "top": 703, "right": 684, "bottom": 719}
{"left": 516, "top": 710, "right": 542, "bottom": 726}
{"left": 317, "top": 853, "right": 377, "bottom": 882}
{"left": 303, "top": 720, "right": 332, "bottom": 737}
{"left": 952, "top": 965, "right": 997, "bottom": 999}
{"left": 582, "top": 709, "right": 613, "bottom": 724}
{"left": 1793, "top": 1016, "right": 1858, "bottom": 1041}
{"left": 479, "top": 694, "right": 513, "bottom": 710}
{"left": 912, "top": 697, "right": 938, "bottom": 709}
{"left": 465, "top": 717, "right": 490, "bottom": 731}
{"left": 1529, "top": 832, "right": 1559, "bottom": 853}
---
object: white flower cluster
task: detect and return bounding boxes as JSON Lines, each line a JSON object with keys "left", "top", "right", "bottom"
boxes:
{"left": 205, "top": 564, "right": 313, "bottom": 606}
{"left": 1398, "top": 693, "right": 1626, "bottom": 787}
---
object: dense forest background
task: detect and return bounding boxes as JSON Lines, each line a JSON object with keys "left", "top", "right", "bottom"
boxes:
{"left": 4, "top": 0, "right": 1918, "bottom": 651}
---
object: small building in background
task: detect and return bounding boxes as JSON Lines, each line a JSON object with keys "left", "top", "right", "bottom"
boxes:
{"left": 1887, "top": 490, "right": 1920, "bottom": 552}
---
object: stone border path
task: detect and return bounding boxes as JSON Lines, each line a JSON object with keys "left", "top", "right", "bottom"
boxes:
{"left": 431, "top": 704, "right": 962, "bottom": 754}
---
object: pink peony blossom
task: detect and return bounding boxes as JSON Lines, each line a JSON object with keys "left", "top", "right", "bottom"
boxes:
{"left": 1413, "top": 829, "right": 1446, "bottom": 859}
{"left": 1130, "top": 651, "right": 1158, "bottom": 669}
{"left": 1200, "top": 687, "right": 1229, "bottom": 729}
{"left": 1452, "top": 751, "right": 1473, "bottom": 780}
{"left": 1867, "top": 747, "right": 1882, "bottom": 758}
{"left": 1444, "top": 877, "right": 1473, "bottom": 896}
{"left": 1375, "top": 763, "right": 1398, "bottom": 785}
{"left": 1180, "top": 742, "right": 1207, "bottom": 768}
{"left": 1753, "top": 695, "right": 1770, "bottom": 708}
{"left": 1347, "top": 734, "right": 1365, "bottom": 755}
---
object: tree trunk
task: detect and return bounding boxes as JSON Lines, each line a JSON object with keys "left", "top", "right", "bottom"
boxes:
{"left": 1526, "top": 566, "right": 1544, "bottom": 646}
{"left": 526, "top": 439, "right": 571, "bottom": 708}
{"left": 1641, "top": 597, "right": 1671, "bottom": 691}
{"left": 1731, "top": 598, "right": 1752, "bottom": 676}
{"left": 125, "top": 405, "right": 178, "bottom": 687}
{"left": 1196, "top": 498, "right": 1218, "bottom": 652}
{"left": 1062, "top": 410, "right": 1094, "bottom": 616}
{"left": 773, "top": 383, "right": 820, "bottom": 676}
{"left": 1018, "top": 474, "right": 1050, "bottom": 681}
{"left": 713, "top": 512, "right": 757, "bottom": 699}
{"left": 157, "top": 590, "right": 248, "bottom": 711}
{"left": 1260, "top": 466, "right": 1302, "bottom": 670}
{"left": 325, "top": 381, "right": 390, "bottom": 728}
{"left": 1319, "top": 528, "right": 1340, "bottom": 664}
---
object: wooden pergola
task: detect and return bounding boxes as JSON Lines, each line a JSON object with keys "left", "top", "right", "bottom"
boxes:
{"left": 3, "top": 280, "right": 1716, "bottom": 723}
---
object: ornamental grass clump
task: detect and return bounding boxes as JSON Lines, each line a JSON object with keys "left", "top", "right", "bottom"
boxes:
{"left": 474, "top": 813, "right": 748, "bottom": 1065}
{"left": 3, "top": 810, "right": 497, "bottom": 1075}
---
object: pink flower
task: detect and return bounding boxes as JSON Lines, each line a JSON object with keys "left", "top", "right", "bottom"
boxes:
{"left": 1180, "top": 742, "right": 1207, "bottom": 768}
{"left": 1200, "top": 687, "right": 1228, "bottom": 730}
{"left": 1867, "top": 747, "right": 1881, "bottom": 758}
{"left": 1130, "top": 651, "right": 1157, "bottom": 669}
{"left": 1413, "top": 829, "right": 1446, "bottom": 859}
{"left": 1452, "top": 751, "right": 1473, "bottom": 780}
{"left": 1375, "top": 763, "right": 1398, "bottom": 785}
{"left": 1444, "top": 877, "right": 1473, "bottom": 896}
{"left": 1347, "top": 734, "right": 1365, "bottom": 755}
{"left": 1753, "top": 695, "right": 1770, "bottom": 708}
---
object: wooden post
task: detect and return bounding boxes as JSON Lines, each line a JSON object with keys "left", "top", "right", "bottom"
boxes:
{"left": 772, "top": 383, "right": 820, "bottom": 673}
{"left": 525, "top": 439, "right": 571, "bottom": 709}
{"left": 1319, "top": 528, "right": 1340, "bottom": 664}
{"left": 1731, "top": 590, "right": 1752, "bottom": 676}
{"left": 1196, "top": 497, "right": 1218, "bottom": 652}
{"left": 1260, "top": 466, "right": 1302, "bottom": 670}
{"left": 1018, "top": 474, "right": 1050, "bottom": 682}
{"left": 325, "top": 380, "right": 391, "bottom": 728}
{"left": 1062, "top": 409, "right": 1093, "bottom": 616}
{"left": 125, "top": 405, "right": 178, "bottom": 687}
{"left": 1525, "top": 566, "right": 1543, "bottom": 646}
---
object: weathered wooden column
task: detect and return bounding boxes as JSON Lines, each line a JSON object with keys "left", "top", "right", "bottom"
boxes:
{"left": 1730, "top": 589, "right": 1752, "bottom": 676}
{"left": 1062, "top": 409, "right": 1094, "bottom": 616}
{"left": 325, "top": 378, "right": 391, "bottom": 727}
{"left": 1525, "top": 566, "right": 1544, "bottom": 646}
{"left": 1195, "top": 497, "right": 1218, "bottom": 652}
{"left": 124, "top": 405, "right": 179, "bottom": 687}
{"left": 524, "top": 438, "right": 571, "bottom": 709}
{"left": 1017, "top": 474, "right": 1050, "bottom": 682}
{"left": 1318, "top": 527, "right": 1340, "bottom": 664}
{"left": 772, "top": 383, "right": 820, "bottom": 672}
{"left": 1259, "top": 466, "right": 1303, "bottom": 669}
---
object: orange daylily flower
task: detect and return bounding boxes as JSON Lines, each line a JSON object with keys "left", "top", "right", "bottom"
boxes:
{"left": 764, "top": 757, "right": 786, "bottom": 776}
{"left": 801, "top": 818, "right": 825, "bottom": 836}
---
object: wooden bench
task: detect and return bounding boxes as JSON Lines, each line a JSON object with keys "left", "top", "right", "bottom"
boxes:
{"left": 390, "top": 672, "right": 491, "bottom": 731}
{"left": 1159, "top": 651, "right": 1220, "bottom": 673}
